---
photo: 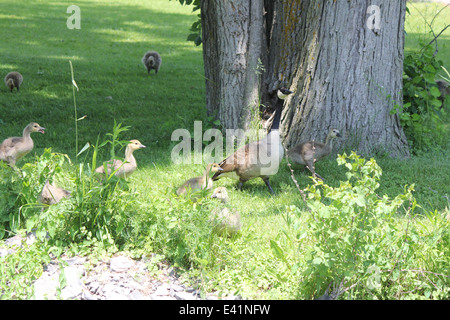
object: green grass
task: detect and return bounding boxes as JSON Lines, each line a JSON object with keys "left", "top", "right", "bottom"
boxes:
{"left": 405, "top": 2, "right": 450, "bottom": 75}
{"left": 0, "top": 0, "right": 449, "bottom": 300}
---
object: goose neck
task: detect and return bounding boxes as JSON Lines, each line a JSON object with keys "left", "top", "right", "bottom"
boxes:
{"left": 124, "top": 146, "right": 136, "bottom": 164}
{"left": 23, "top": 127, "right": 32, "bottom": 140}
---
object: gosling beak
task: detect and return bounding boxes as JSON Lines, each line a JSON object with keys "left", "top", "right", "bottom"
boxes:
{"left": 39, "top": 127, "right": 45, "bottom": 134}
{"left": 280, "top": 88, "right": 293, "bottom": 95}
{"left": 211, "top": 194, "right": 217, "bottom": 199}
{"left": 336, "top": 133, "right": 341, "bottom": 138}
{"left": 218, "top": 167, "right": 224, "bottom": 171}
{"left": 140, "top": 144, "right": 146, "bottom": 148}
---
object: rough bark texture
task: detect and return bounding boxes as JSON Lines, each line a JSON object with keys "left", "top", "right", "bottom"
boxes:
{"left": 201, "top": 0, "right": 410, "bottom": 158}
{"left": 202, "top": 0, "right": 264, "bottom": 130}
{"left": 276, "top": 0, "right": 410, "bottom": 158}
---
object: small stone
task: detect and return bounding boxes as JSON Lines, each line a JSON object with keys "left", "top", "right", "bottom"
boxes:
{"left": 63, "top": 256, "right": 87, "bottom": 266}
{"left": 88, "top": 281, "right": 101, "bottom": 294}
{"left": 174, "top": 291, "right": 198, "bottom": 300}
{"left": 61, "top": 265, "right": 84, "bottom": 300}
{"left": 34, "top": 273, "right": 60, "bottom": 300}
{"left": 110, "top": 256, "right": 134, "bottom": 272}
{"left": 170, "top": 284, "right": 185, "bottom": 292}
{"left": 153, "top": 283, "right": 171, "bottom": 296}
{"left": 105, "top": 291, "right": 130, "bottom": 300}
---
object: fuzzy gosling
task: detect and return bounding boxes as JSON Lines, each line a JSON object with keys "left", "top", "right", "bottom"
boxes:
{"left": 95, "top": 139, "right": 146, "bottom": 178}
{"left": 39, "top": 180, "right": 71, "bottom": 206}
{"left": 4, "top": 72, "right": 23, "bottom": 92}
{"left": 210, "top": 187, "right": 242, "bottom": 236}
{"left": 142, "top": 51, "right": 162, "bottom": 75}
{"left": 287, "top": 128, "right": 341, "bottom": 180}
{"left": 0, "top": 122, "right": 45, "bottom": 166}
{"left": 177, "top": 163, "right": 222, "bottom": 196}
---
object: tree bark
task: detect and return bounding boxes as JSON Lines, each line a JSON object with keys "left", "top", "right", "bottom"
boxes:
{"left": 201, "top": 0, "right": 410, "bottom": 158}
{"left": 201, "top": 0, "right": 264, "bottom": 130}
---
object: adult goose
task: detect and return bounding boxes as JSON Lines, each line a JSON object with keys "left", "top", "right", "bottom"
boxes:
{"left": 212, "top": 88, "right": 293, "bottom": 194}
{"left": 0, "top": 122, "right": 45, "bottom": 166}
{"left": 95, "top": 139, "right": 146, "bottom": 178}
{"left": 287, "top": 128, "right": 341, "bottom": 180}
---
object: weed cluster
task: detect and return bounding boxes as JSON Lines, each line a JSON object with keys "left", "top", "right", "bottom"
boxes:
{"left": 271, "top": 152, "right": 449, "bottom": 299}
{"left": 392, "top": 43, "right": 448, "bottom": 152}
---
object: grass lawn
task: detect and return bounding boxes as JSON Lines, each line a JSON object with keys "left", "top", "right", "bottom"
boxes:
{"left": 0, "top": 0, "right": 449, "bottom": 300}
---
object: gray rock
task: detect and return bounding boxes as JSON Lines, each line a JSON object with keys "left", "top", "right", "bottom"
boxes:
{"left": 110, "top": 256, "right": 134, "bottom": 272}
{"left": 153, "top": 283, "right": 171, "bottom": 296}
{"left": 30, "top": 253, "right": 244, "bottom": 301}
{"left": 60, "top": 265, "right": 84, "bottom": 300}
{"left": 33, "top": 273, "right": 60, "bottom": 300}
{"left": 175, "top": 291, "right": 198, "bottom": 300}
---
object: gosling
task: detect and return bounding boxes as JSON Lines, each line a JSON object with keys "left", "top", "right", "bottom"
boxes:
{"left": 4, "top": 72, "right": 23, "bottom": 92}
{"left": 210, "top": 187, "right": 242, "bottom": 236}
{"left": 95, "top": 139, "right": 146, "bottom": 178}
{"left": 177, "top": 163, "right": 223, "bottom": 196}
{"left": 142, "top": 51, "right": 162, "bottom": 75}
{"left": 39, "top": 180, "right": 71, "bottom": 206}
{"left": 0, "top": 122, "right": 45, "bottom": 166}
{"left": 287, "top": 128, "right": 341, "bottom": 180}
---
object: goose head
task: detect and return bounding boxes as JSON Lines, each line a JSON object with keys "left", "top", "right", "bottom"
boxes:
{"left": 6, "top": 79, "right": 15, "bottom": 91}
{"left": 208, "top": 163, "right": 223, "bottom": 174}
{"left": 27, "top": 122, "right": 45, "bottom": 134}
{"left": 328, "top": 128, "right": 341, "bottom": 139}
{"left": 128, "top": 139, "right": 146, "bottom": 151}
{"left": 211, "top": 186, "right": 229, "bottom": 203}
{"left": 277, "top": 87, "right": 293, "bottom": 100}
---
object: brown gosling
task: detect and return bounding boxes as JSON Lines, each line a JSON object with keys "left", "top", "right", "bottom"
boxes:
{"left": 39, "top": 180, "right": 71, "bottom": 206}
{"left": 4, "top": 72, "right": 23, "bottom": 92}
{"left": 142, "top": 51, "right": 162, "bottom": 75}
{"left": 176, "top": 163, "right": 223, "bottom": 196}
{"left": 210, "top": 187, "right": 242, "bottom": 236}
{"left": 95, "top": 139, "right": 146, "bottom": 178}
{"left": 0, "top": 122, "right": 45, "bottom": 166}
{"left": 212, "top": 88, "right": 293, "bottom": 194}
{"left": 287, "top": 128, "right": 341, "bottom": 180}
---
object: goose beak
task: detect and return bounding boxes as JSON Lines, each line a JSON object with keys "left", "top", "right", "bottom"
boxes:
{"left": 39, "top": 127, "right": 45, "bottom": 134}
{"left": 280, "top": 88, "right": 293, "bottom": 95}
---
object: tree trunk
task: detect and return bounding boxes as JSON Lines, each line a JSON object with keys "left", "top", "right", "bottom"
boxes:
{"left": 201, "top": 0, "right": 410, "bottom": 158}
{"left": 201, "top": 0, "right": 264, "bottom": 130}
{"left": 276, "top": 0, "right": 410, "bottom": 158}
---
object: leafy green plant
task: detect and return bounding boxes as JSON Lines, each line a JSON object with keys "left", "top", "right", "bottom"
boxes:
{"left": 271, "top": 152, "right": 449, "bottom": 299}
{"left": 392, "top": 43, "right": 447, "bottom": 151}
{"left": 0, "top": 242, "right": 51, "bottom": 300}
{"left": 42, "top": 123, "right": 139, "bottom": 250}
{"left": 176, "top": 0, "right": 202, "bottom": 45}
{"left": 0, "top": 149, "right": 70, "bottom": 240}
